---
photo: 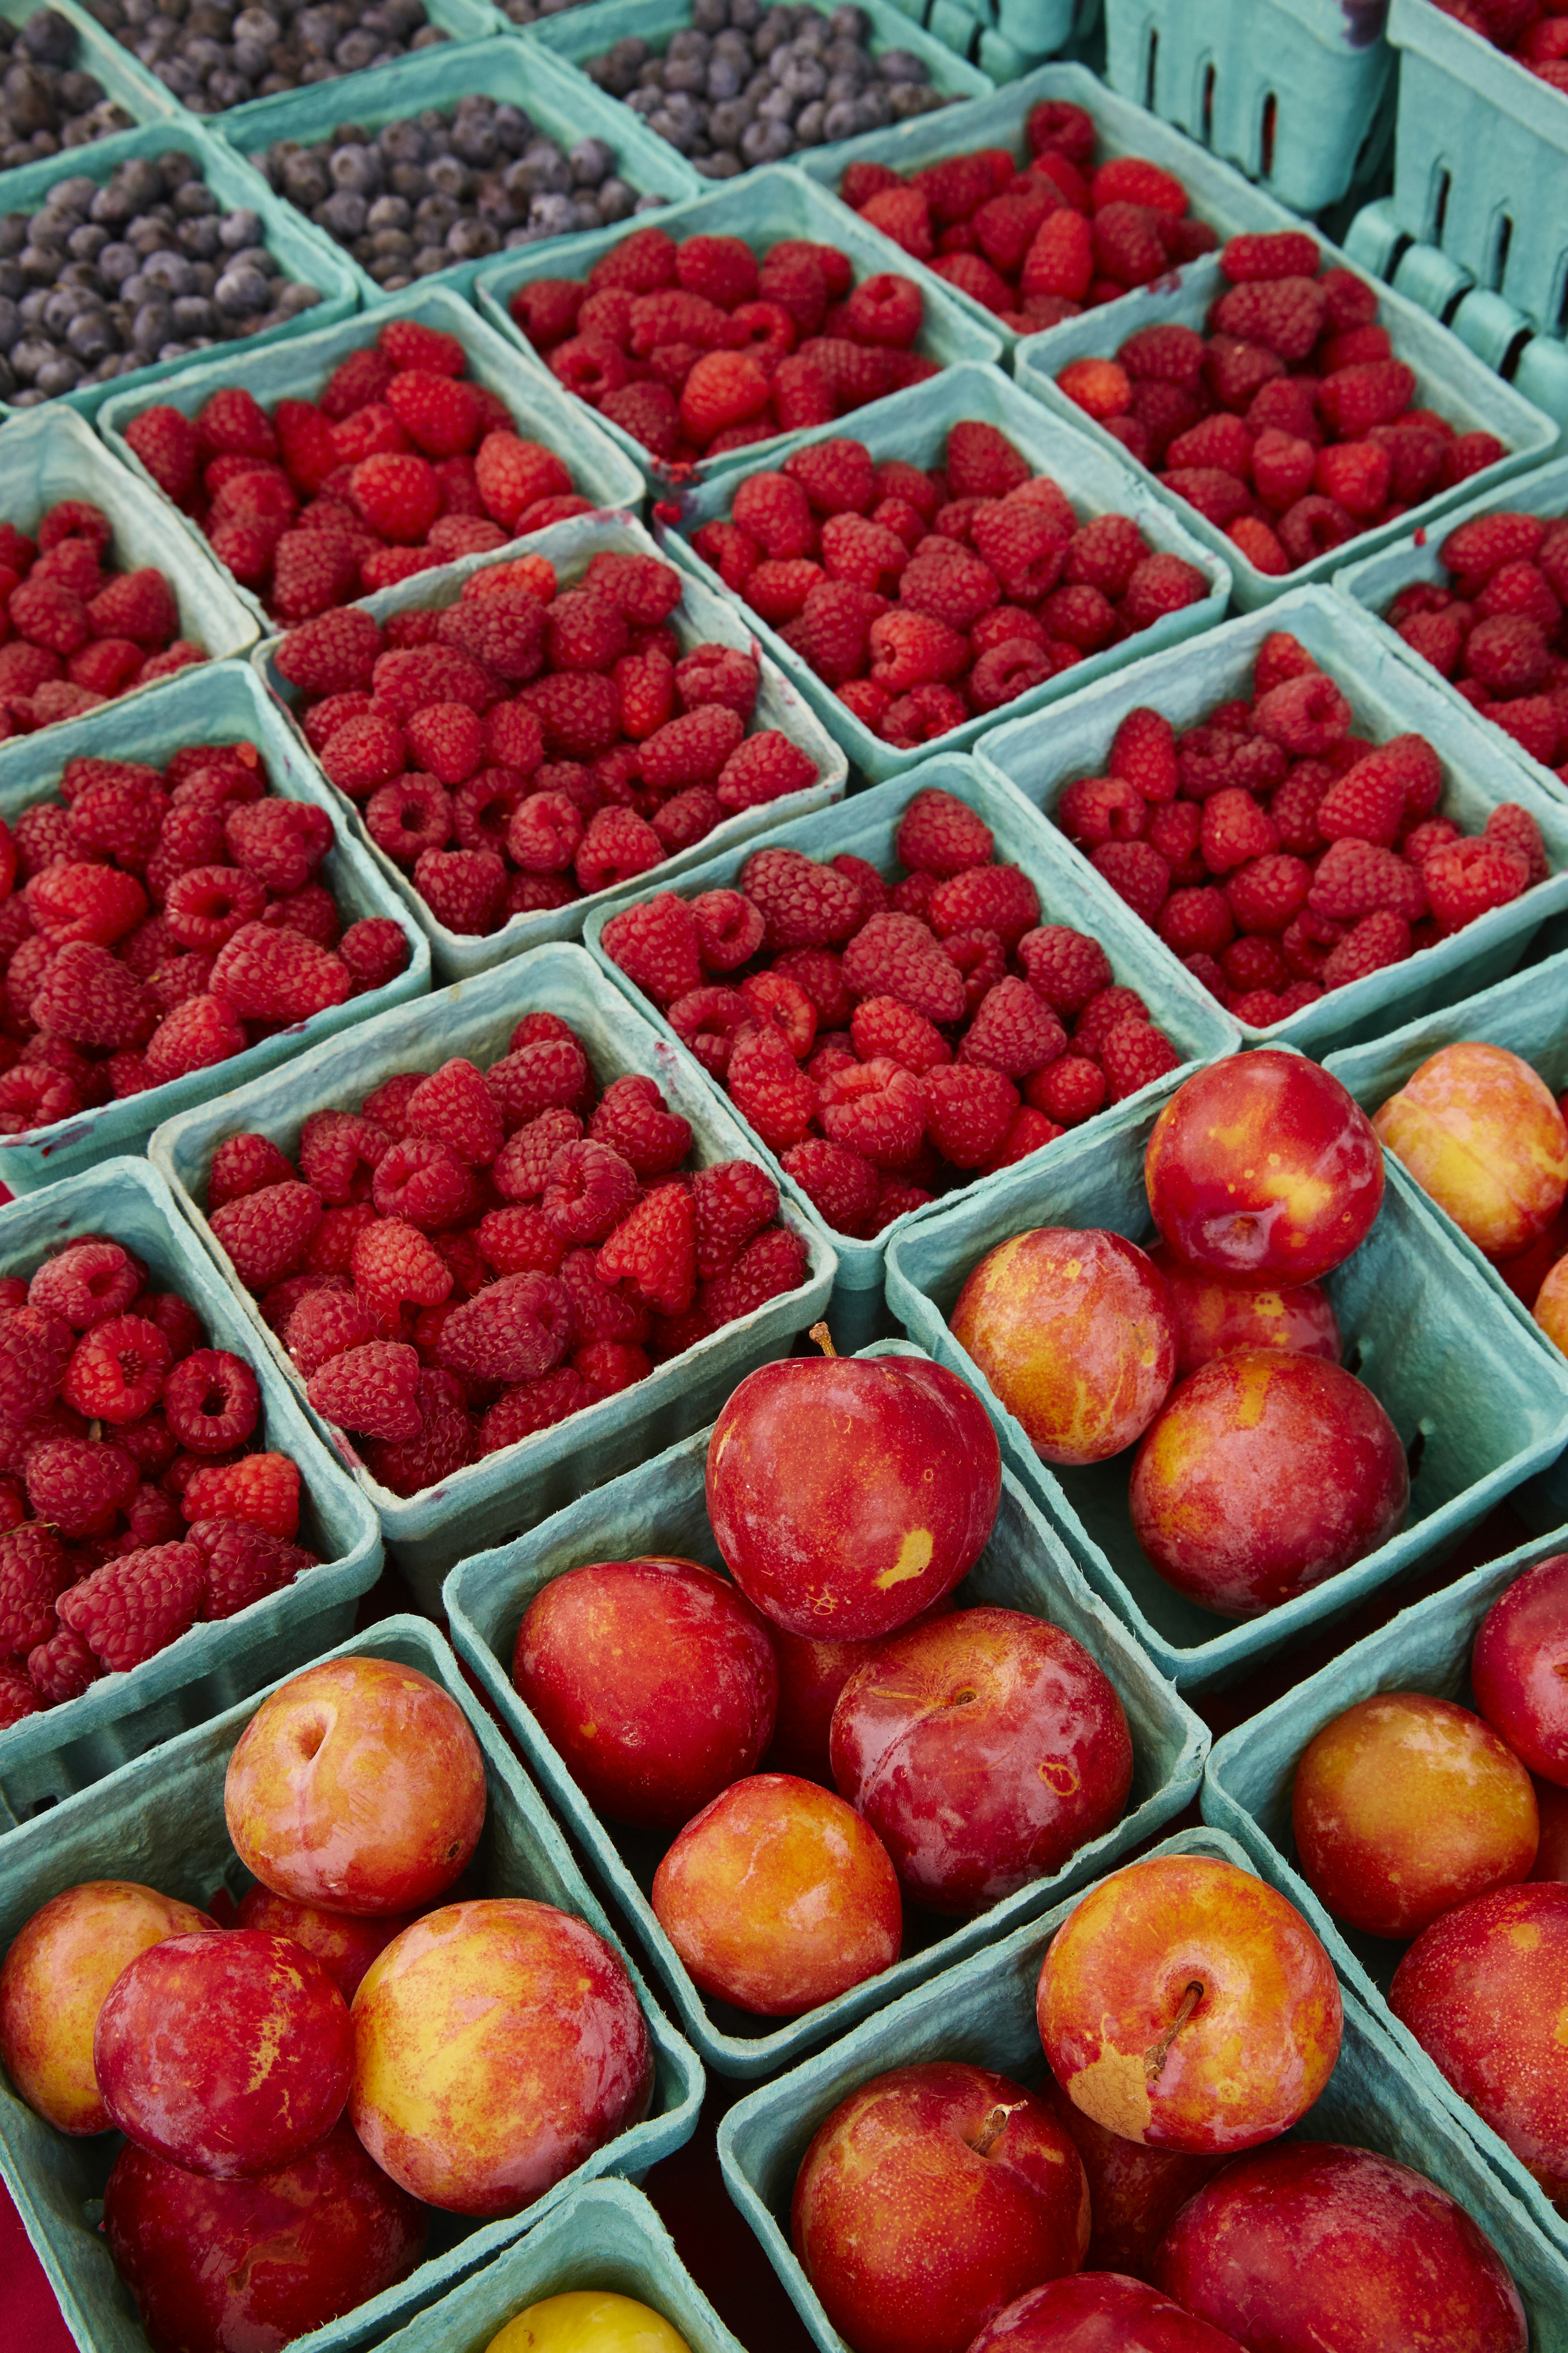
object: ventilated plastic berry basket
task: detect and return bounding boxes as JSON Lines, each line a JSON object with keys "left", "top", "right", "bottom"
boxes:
{"left": 251, "top": 511, "right": 848, "bottom": 986}
{"left": 1102, "top": 0, "right": 1395, "bottom": 214}
{"left": 214, "top": 36, "right": 700, "bottom": 310}
{"left": 443, "top": 1336, "right": 1208, "bottom": 2079}
{"left": 583, "top": 752, "right": 1238, "bottom": 1352}
{"left": 0, "top": 656, "right": 431, "bottom": 1195}
{"left": 98, "top": 283, "right": 647, "bottom": 638}
{"left": 664, "top": 360, "right": 1230, "bottom": 785}
{"left": 717, "top": 1823, "right": 1568, "bottom": 2353}
{"left": 1203, "top": 1519, "right": 1568, "bottom": 2275}
{"left": 1015, "top": 255, "right": 1558, "bottom": 618}
{"left": 881, "top": 1080, "right": 1568, "bottom": 1690}
{"left": 0, "top": 1613, "right": 705, "bottom": 2353}
{"left": 471, "top": 163, "right": 1005, "bottom": 495}
{"left": 976, "top": 584, "right": 1568, "bottom": 1059}
{"left": 0, "top": 0, "right": 183, "bottom": 132}
{"left": 795, "top": 58, "right": 1299, "bottom": 357}
{"left": 0, "top": 1155, "right": 383, "bottom": 1833}
{"left": 148, "top": 939, "right": 835, "bottom": 1608}
{"left": 0, "top": 113, "right": 356, "bottom": 426}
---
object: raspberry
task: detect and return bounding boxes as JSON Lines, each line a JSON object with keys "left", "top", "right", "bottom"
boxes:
{"left": 225, "top": 800, "right": 333, "bottom": 897}
{"left": 1250, "top": 671, "right": 1352, "bottom": 756}
{"left": 1100, "top": 1019, "right": 1181, "bottom": 1102}
{"left": 1226, "top": 853, "right": 1312, "bottom": 935}
{"left": 359, "top": 1366, "right": 471, "bottom": 1499}
{"left": 306, "top": 1339, "right": 423, "bottom": 1442}
{"left": 1322, "top": 909, "right": 1413, "bottom": 989}
{"left": 1467, "top": 616, "right": 1550, "bottom": 694}
{"left": 400, "top": 1058, "right": 502, "bottom": 1171}
{"left": 740, "top": 970, "right": 817, "bottom": 1062}
{"left": 194, "top": 1519, "right": 314, "bottom": 1619}
{"left": 680, "top": 351, "right": 773, "bottom": 447}
{"left": 537, "top": 1140, "right": 636, "bottom": 1248}
{"left": 58, "top": 1540, "right": 205, "bottom": 1673}
{"left": 58, "top": 1313, "right": 170, "bottom": 1424}
{"left": 1058, "top": 357, "right": 1132, "bottom": 419}
{"left": 1315, "top": 757, "right": 1409, "bottom": 847}
{"left": 1440, "top": 511, "right": 1545, "bottom": 584}
{"left": 1016, "top": 927, "right": 1114, "bottom": 1017}
{"left": 29, "top": 1242, "right": 140, "bottom": 1331}
{"left": 1058, "top": 776, "right": 1147, "bottom": 849}
{"left": 162, "top": 1351, "right": 260, "bottom": 1455}
{"left": 781, "top": 1138, "right": 879, "bottom": 1236}
{"left": 180, "top": 1454, "right": 300, "bottom": 1541}
{"left": 868, "top": 611, "right": 969, "bottom": 696}
{"left": 953, "top": 977, "right": 1064, "bottom": 1080}
{"left": 1090, "top": 840, "right": 1170, "bottom": 927}
{"left": 717, "top": 733, "right": 818, "bottom": 814}
{"left": 368, "top": 776, "right": 454, "bottom": 868}
{"left": 143, "top": 994, "right": 246, "bottom": 1086}
{"left": 1157, "top": 888, "right": 1236, "bottom": 959}
{"left": 1317, "top": 361, "right": 1417, "bottom": 437}
{"left": 586, "top": 1076, "right": 690, "bottom": 1179}
{"left": 0, "top": 1524, "right": 69, "bottom": 1657}
{"left": 1315, "top": 439, "right": 1392, "bottom": 519}
{"left": 437, "top": 1272, "right": 572, "bottom": 1386}
{"left": 727, "top": 1023, "right": 817, "bottom": 1152}
{"left": 1026, "top": 1053, "right": 1107, "bottom": 1127}
{"left": 900, "top": 542, "right": 1001, "bottom": 631}
{"left": 688, "top": 1160, "right": 777, "bottom": 1282}
{"left": 819, "top": 1057, "right": 925, "bottom": 1168}
{"left": 1122, "top": 553, "right": 1208, "bottom": 629}
{"left": 412, "top": 848, "right": 506, "bottom": 937}
{"left": 969, "top": 504, "right": 1070, "bottom": 605}
{"left": 1223, "top": 935, "right": 1291, "bottom": 995}
{"left": 920, "top": 1063, "right": 1019, "bottom": 1170}
{"left": 275, "top": 608, "right": 382, "bottom": 697}
{"left": 1162, "top": 465, "right": 1252, "bottom": 529}
{"left": 27, "top": 1625, "right": 101, "bottom": 1704}
{"left": 1484, "top": 803, "right": 1549, "bottom": 885}
{"left": 209, "top": 923, "right": 349, "bottom": 1024}
{"left": 741, "top": 849, "right": 864, "bottom": 952}
{"left": 784, "top": 437, "right": 877, "bottom": 515}
{"left": 851, "top": 995, "right": 951, "bottom": 1075}
{"left": 284, "top": 1285, "right": 383, "bottom": 1379}
{"left": 784, "top": 579, "right": 880, "bottom": 685}
{"left": 494, "top": 1108, "right": 584, "bottom": 1204}
{"left": 841, "top": 912, "right": 967, "bottom": 1025}
{"left": 27, "top": 863, "right": 147, "bottom": 948}
{"left": 353, "top": 1216, "right": 452, "bottom": 1320}
{"left": 595, "top": 1186, "right": 697, "bottom": 1317}
{"left": 1423, "top": 836, "right": 1530, "bottom": 931}
{"left": 929, "top": 866, "right": 1042, "bottom": 953}
{"left": 1308, "top": 840, "right": 1428, "bottom": 925}
{"left": 479, "top": 1206, "right": 566, "bottom": 1280}
{"left": 126, "top": 406, "right": 201, "bottom": 504}
{"left": 477, "top": 1367, "right": 593, "bottom": 1453}
{"left": 209, "top": 1182, "right": 323, "bottom": 1294}
{"left": 1200, "top": 788, "right": 1278, "bottom": 873}
{"left": 487, "top": 1035, "right": 589, "bottom": 1133}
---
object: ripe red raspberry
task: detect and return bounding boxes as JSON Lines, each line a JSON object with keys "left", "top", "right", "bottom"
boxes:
{"left": 818, "top": 1057, "right": 925, "bottom": 1169}
{"left": 691, "top": 1160, "right": 778, "bottom": 1281}
{"left": 727, "top": 1023, "right": 817, "bottom": 1153}
{"left": 27, "top": 862, "right": 148, "bottom": 948}
{"left": 57, "top": 1540, "right": 204, "bottom": 1672}
{"left": 409, "top": 848, "right": 504, "bottom": 938}
{"left": 285, "top": 1286, "right": 383, "bottom": 1379}
{"left": 189, "top": 1517, "right": 312, "bottom": 1618}
{"left": 125, "top": 405, "right": 201, "bottom": 504}
{"left": 1058, "top": 776, "right": 1147, "bottom": 850}
{"left": 920, "top": 1063, "right": 1020, "bottom": 1169}
{"left": 162, "top": 1351, "right": 260, "bottom": 1455}
{"left": 142, "top": 993, "right": 246, "bottom": 1086}
{"left": 0, "top": 1522, "right": 70, "bottom": 1657}
{"left": 1423, "top": 836, "right": 1530, "bottom": 931}
{"left": 959, "top": 977, "right": 1066, "bottom": 1079}
{"left": 1156, "top": 888, "right": 1235, "bottom": 959}
{"left": 25, "top": 1624, "right": 99, "bottom": 1703}
{"left": 701, "top": 1224, "right": 810, "bottom": 1327}
{"left": 1101, "top": 1019, "right": 1181, "bottom": 1102}
{"left": 1025, "top": 1053, "right": 1107, "bottom": 1127}
{"left": 209, "top": 923, "right": 349, "bottom": 1024}
{"left": 1200, "top": 789, "right": 1278, "bottom": 874}
{"left": 352, "top": 1217, "right": 452, "bottom": 1321}
{"left": 574, "top": 808, "right": 663, "bottom": 897}
{"left": 717, "top": 732, "right": 818, "bottom": 814}
{"left": 586, "top": 1076, "right": 691, "bottom": 1178}
{"left": 1090, "top": 840, "right": 1171, "bottom": 927}
{"left": 541, "top": 1140, "right": 639, "bottom": 1247}
{"left": 307, "top": 1340, "right": 424, "bottom": 1442}
{"left": 59, "top": 1314, "right": 171, "bottom": 1423}
{"left": 850, "top": 995, "right": 951, "bottom": 1075}
{"left": 180, "top": 1453, "right": 300, "bottom": 1541}
{"left": 1226, "top": 853, "right": 1312, "bottom": 935}
{"left": 1309, "top": 840, "right": 1428, "bottom": 925}
{"left": 1316, "top": 361, "right": 1417, "bottom": 439}
{"left": 927, "top": 866, "right": 1042, "bottom": 954}
{"left": 841, "top": 912, "right": 967, "bottom": 1025}
{"left": 401, "top": 1058, "right": 502, "bottom": 1170}
{"left": 1250, "top": 671, "right": 1352, "bottom": 757}
{"left": 781, "top": 1137, "right": 878, "bottom": 1236}
{"left": 740, "top": 970, "right": 817, "bottom": 1062}
{"left": 223, "top": 799, "right": 334, "bottom": 897}
{"left": 371, "top": 1134, "right": 475, "bottom": 1231}
{"left": 1315, "top": 909, "right": 1412, "bottom": 989}
{"left": 29, "top": 1240, "right": 141, "bottom": 1330}
{"left": 209, "top": 1181, "right": 323, "bottom": 1294}
{"left": 1484, "top": 803, "right": 1548, "bottom": 885}
{"left": 1016, "top": 927, "right": 1113, "bottom": 1016}
{"left": 437, "top": 1271, "right": 571, "bottom": 1386}
{"left": 274, "top": 607, "right": 382, "bottom": 698}
{"left": 740, "top": 849, "right": 863, "bottom": 952}
{"left": 486, "top": 1035, "right": 589, "bottom": 1134}
{"left": 494, "top": 1109, "right": 584, "bottom": 1204}
{"left": 783, "top": 436, "right": 877, "bottom": 517}
{"left": 597, "top": 1186, "right": 697, "bottom": 1316}
{"left": 1315, "top": 757, "right": 1408, "bottom": 848}
{"left": 1314, "top": 438, "right": 1392, "bottom": 519}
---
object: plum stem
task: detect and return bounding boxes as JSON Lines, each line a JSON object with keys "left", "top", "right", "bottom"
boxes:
{"left": 1144, "top": 1981, "right": 1204, "bottom": 2083}
{"left": 970, "top": 2102, "right": 1018, "bottom": 2158}
{"left": 809, "top": 1322, "right": 837, "bottom": 1358}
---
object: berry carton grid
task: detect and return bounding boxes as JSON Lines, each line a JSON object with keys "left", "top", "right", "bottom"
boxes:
{"left": 0, "top": 1155, "right": 382, "bottom": 1834}
{"left": 881, "top": 1078, "right": 1568, "bottom": 1690}
{"left": 583, "top": 753, "right": 1239, "bottom": 1353}
{"left": 443, "top": 1337, "right": 1208, "bottom": 2080}
{"left": 252, "top": 511, "right": 849, "bottom": 987}
{"left": 147, "top": 939, "right": 836, "bottom": 1609}
{"left": 716, "top": 1824, "right": 1568, "bottom": 2353}
{"left": 1202, "top": 1519, "right": 1568, "bottom": 2279}
{"left": 975, "top": 584, "right": 1568, "bottom": 1060}
{"left": 472, "top": 163, "right": 1006, "bottom": 495}
{"left": 1012, "top": 251, "right": 1557, "bottom": 613}
{"left": 214, "top": 34, "right": 701, "bottom": 310}
{"left": 0, "top": 1614, "right": 704, "bottom": 2353}
{"left": 0, "top": 656, "right": 431, "bottom": 1196}
{"left": 97, "top": 283, "right": 648, "bottom": 639}
{"left": 663, "top": 360, "right": 1230, "bottom": 784}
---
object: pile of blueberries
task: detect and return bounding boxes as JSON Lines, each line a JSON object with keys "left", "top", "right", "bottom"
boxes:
{"left": 0, "top": 8, "right": 135, "bottom": 172}
{"left": 497, "top": 0, "right": 599, "bottom": 22}
{"left": 0, "top": 151, "right": 321, "bottom": 403}
{"left": 82, "top": 0, "right": 449, "bottom": 115}
{"left": 586, "top": 0, "right": 953, "bottom": 178}
{"left": 254, "top": 98, "right": 665, "bottom": 288}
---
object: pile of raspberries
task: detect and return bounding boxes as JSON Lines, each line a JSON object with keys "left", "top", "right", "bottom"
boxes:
{"left": 1054, "top": 230, "right": 1507, "bottom": 577}
{"left": 0, "top": 737, "right": 411, "bottom": 1137}
{"left": 0, "top": 498, "right": 205, "bottom": 742}
{"left": 1054, "top": 630, "right": 1550, "bottom": 1025}
{"left": 199, "top": 1017, "right": 809, "bottom": 1494}
{"left": 688, "top": 418, "right": 1210, "bottom": 750}
{"left": 121, "top": 314, "right": 598, "bottom": 627}
{"left": 1434, "top": 0, "right": 1568, "bottom": 91}
{"left": 508, "top": 221, "right": 941, "bottom": 469}
{"left": 0, "top": 1234, "right": 319, "bottom": 1731}
{"left": 600, "top": 785, "right": 1183, "bottom": 1238}
{"left": 1380, "top": 506, "right": 1568, "bottom": 786}
{"left": 834, "top": 96, "right": 1218, "bottom": 338}
{"left": 272, "top": 548, "right": 822, "bottom": 938}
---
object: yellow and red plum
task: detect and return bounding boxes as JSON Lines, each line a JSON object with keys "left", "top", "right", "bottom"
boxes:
{"left": 1373, "top": 1043, "right": 1568, "bottom": 1261}
{"left": 967, "top": 2275, "right": 1247, "bottom": 2353}
{"left": 1147, "top": 1245, "right": 1340, "bottom": 1378}
{"left": 1472, "top": 1551, "right": 1568, "bottom": 1784}
{"left": 233, "top": 1885, "right": 419, "bottom": 2004}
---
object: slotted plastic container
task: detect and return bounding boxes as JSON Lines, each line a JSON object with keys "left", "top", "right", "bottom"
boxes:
{"left": 585, "top": 754, "right": 1238, "bottom": 1352}
{"left": 0, "top": 113, "right": 356, "bottom": 425}
{"left": 1203, "top": 1519, "right": 1568, "bottom": 2276}
{"left": 717, "top": 1824, "right": 1568, "bottom": 2353}
{"left": 215, "top": 35, "right": 699, "bottom": 309}
{"left": 665, "top": 361, "right": 1230, "bottom": 783}
{"left": 443, "top": 1336, "right": 1209, "bottom": 2079}
{"left": 251, "top": 512, "right": 847, "bottom": 985}
{"left": 0, "top": 1157, "right": 382, "bottom": 1834}
{"left": 1102, "top": 0, "right": 1395, "bottom": 214}
{"left": 0, "top": 0, "right": 181, "bottom": 132}
{"left": 1014, "top": 252, "right": 1557, "bottom": 613}
{"left": 98, "top": 284, "right": 647, "bottom": 637}
{"left": 882, "top": 1080, "right": 1568, "bottom": 1689}
{"left": 0, "top": 657, "right": 430, "bottom": 1195}
{"left": 976, "top": 584, "right": 1568, "bottom": 1059}
{"left": 149, "top": 940, "right": 836, "bottom": 1609}
{"left": 0, "top": 1615, "right": 704, "bottom": 2353}
{"left": 472, "top": 164, "right": 1004, "bottom": 495}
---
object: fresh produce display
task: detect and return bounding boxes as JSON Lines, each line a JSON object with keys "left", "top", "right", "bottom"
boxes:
{"left": 483, "top": 2295, "right": 694, "bottom": 2353}
{"left": 91, "top": 0, "right": 452, "bottom": 112}
{"left": 1054, "top": 232, "right": 1506, "bottom": 577}
{"left": 1053, "top": 633, "right": 1552, "bottom": 1024}
{"left": 1431, "top": 0, "right": 1568, "bottom": 89}
{"left": 0, "top": 9, "right": 134, "bottom": 166}
{"left": 0, "top": 497, "right": 206, "bottom": 739}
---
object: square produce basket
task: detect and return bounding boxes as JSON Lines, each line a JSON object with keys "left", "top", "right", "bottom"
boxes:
{"left": 1203, "top": 1519, "right": 1568, "bottom": 2277}
{"left": 0, "top": 656, "right": 430, "bottom": 1195}
{"left": 0, "top": 112, "right": 356, "bottom": 425}
{"left": 443, "top": 1338, "right": 1209, "bottom": 2081}
{"left": 253, "top": 511, "right": 848, "bottom": 986}
{"left": 584, "top": 753, "right": 1240, "bottom": 1353}
{"left": 882, "top": 1080, "right": 1568, "bottom": 1690}
{"left": 0, "top": 1157, "right": 382, "bottom": 1835}
{"left": 215, "top": 35, "right": 699, "bottom": 309}
{"left": 98, "top": 283, "right": 647, "bottom": 638}
{"left": 0, "top": 0, "right": 183, "bottom": 133}
{"left": 149, "top": 939, "right": 836, "bottom": 1610}
{"left": 0, "top": 1614, "right": 704, "bottom": 2353}
{"left": 664, "top": 361, "right": 1231, "bottom": 785}
{"left": 1013, "top": 252, "right": 1557, "bottom": 613}
{"left": 976, "top": 584, "right": 1568, "bottom": 1060}
{"left": 473, "top": 165, "right": 1005, "bottom": 496}
{"left": 717, "top": 1824, "right": 1568, "bottom": 2353}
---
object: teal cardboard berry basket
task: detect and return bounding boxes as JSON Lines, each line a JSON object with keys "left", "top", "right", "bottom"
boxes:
{"left": 584, "top": 752, "right": 1238, "bottom": 1353}
{"left": 717, "top": 1824, "right": 1568, "bottom": 2353}
{"left": 0, "top": 1158, "right": 382, "bottom": 1834}
{"left": 0, "top": 657, "right": 430, "bottom": 1196}
{"left": 882, "top": 1079, "right": 1568, "bottom": 1691}
{"left": 149, "top": 940, "right": 836, "bottom": 1610}
{"left": 976, "top": 584, "right": 1568, "bottom": 1059}
{"left": 1203, "top": 1520, "right": 1568, "bottom": 2277}
{"left": 0, "top": 0, "right": 183, "bottom": 132}
{"left": 0, "top": 1615, "right": 704, "bottom": 2353}
{"left": 443, "top": 1337, "right": 1209, "bottom": 2080}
